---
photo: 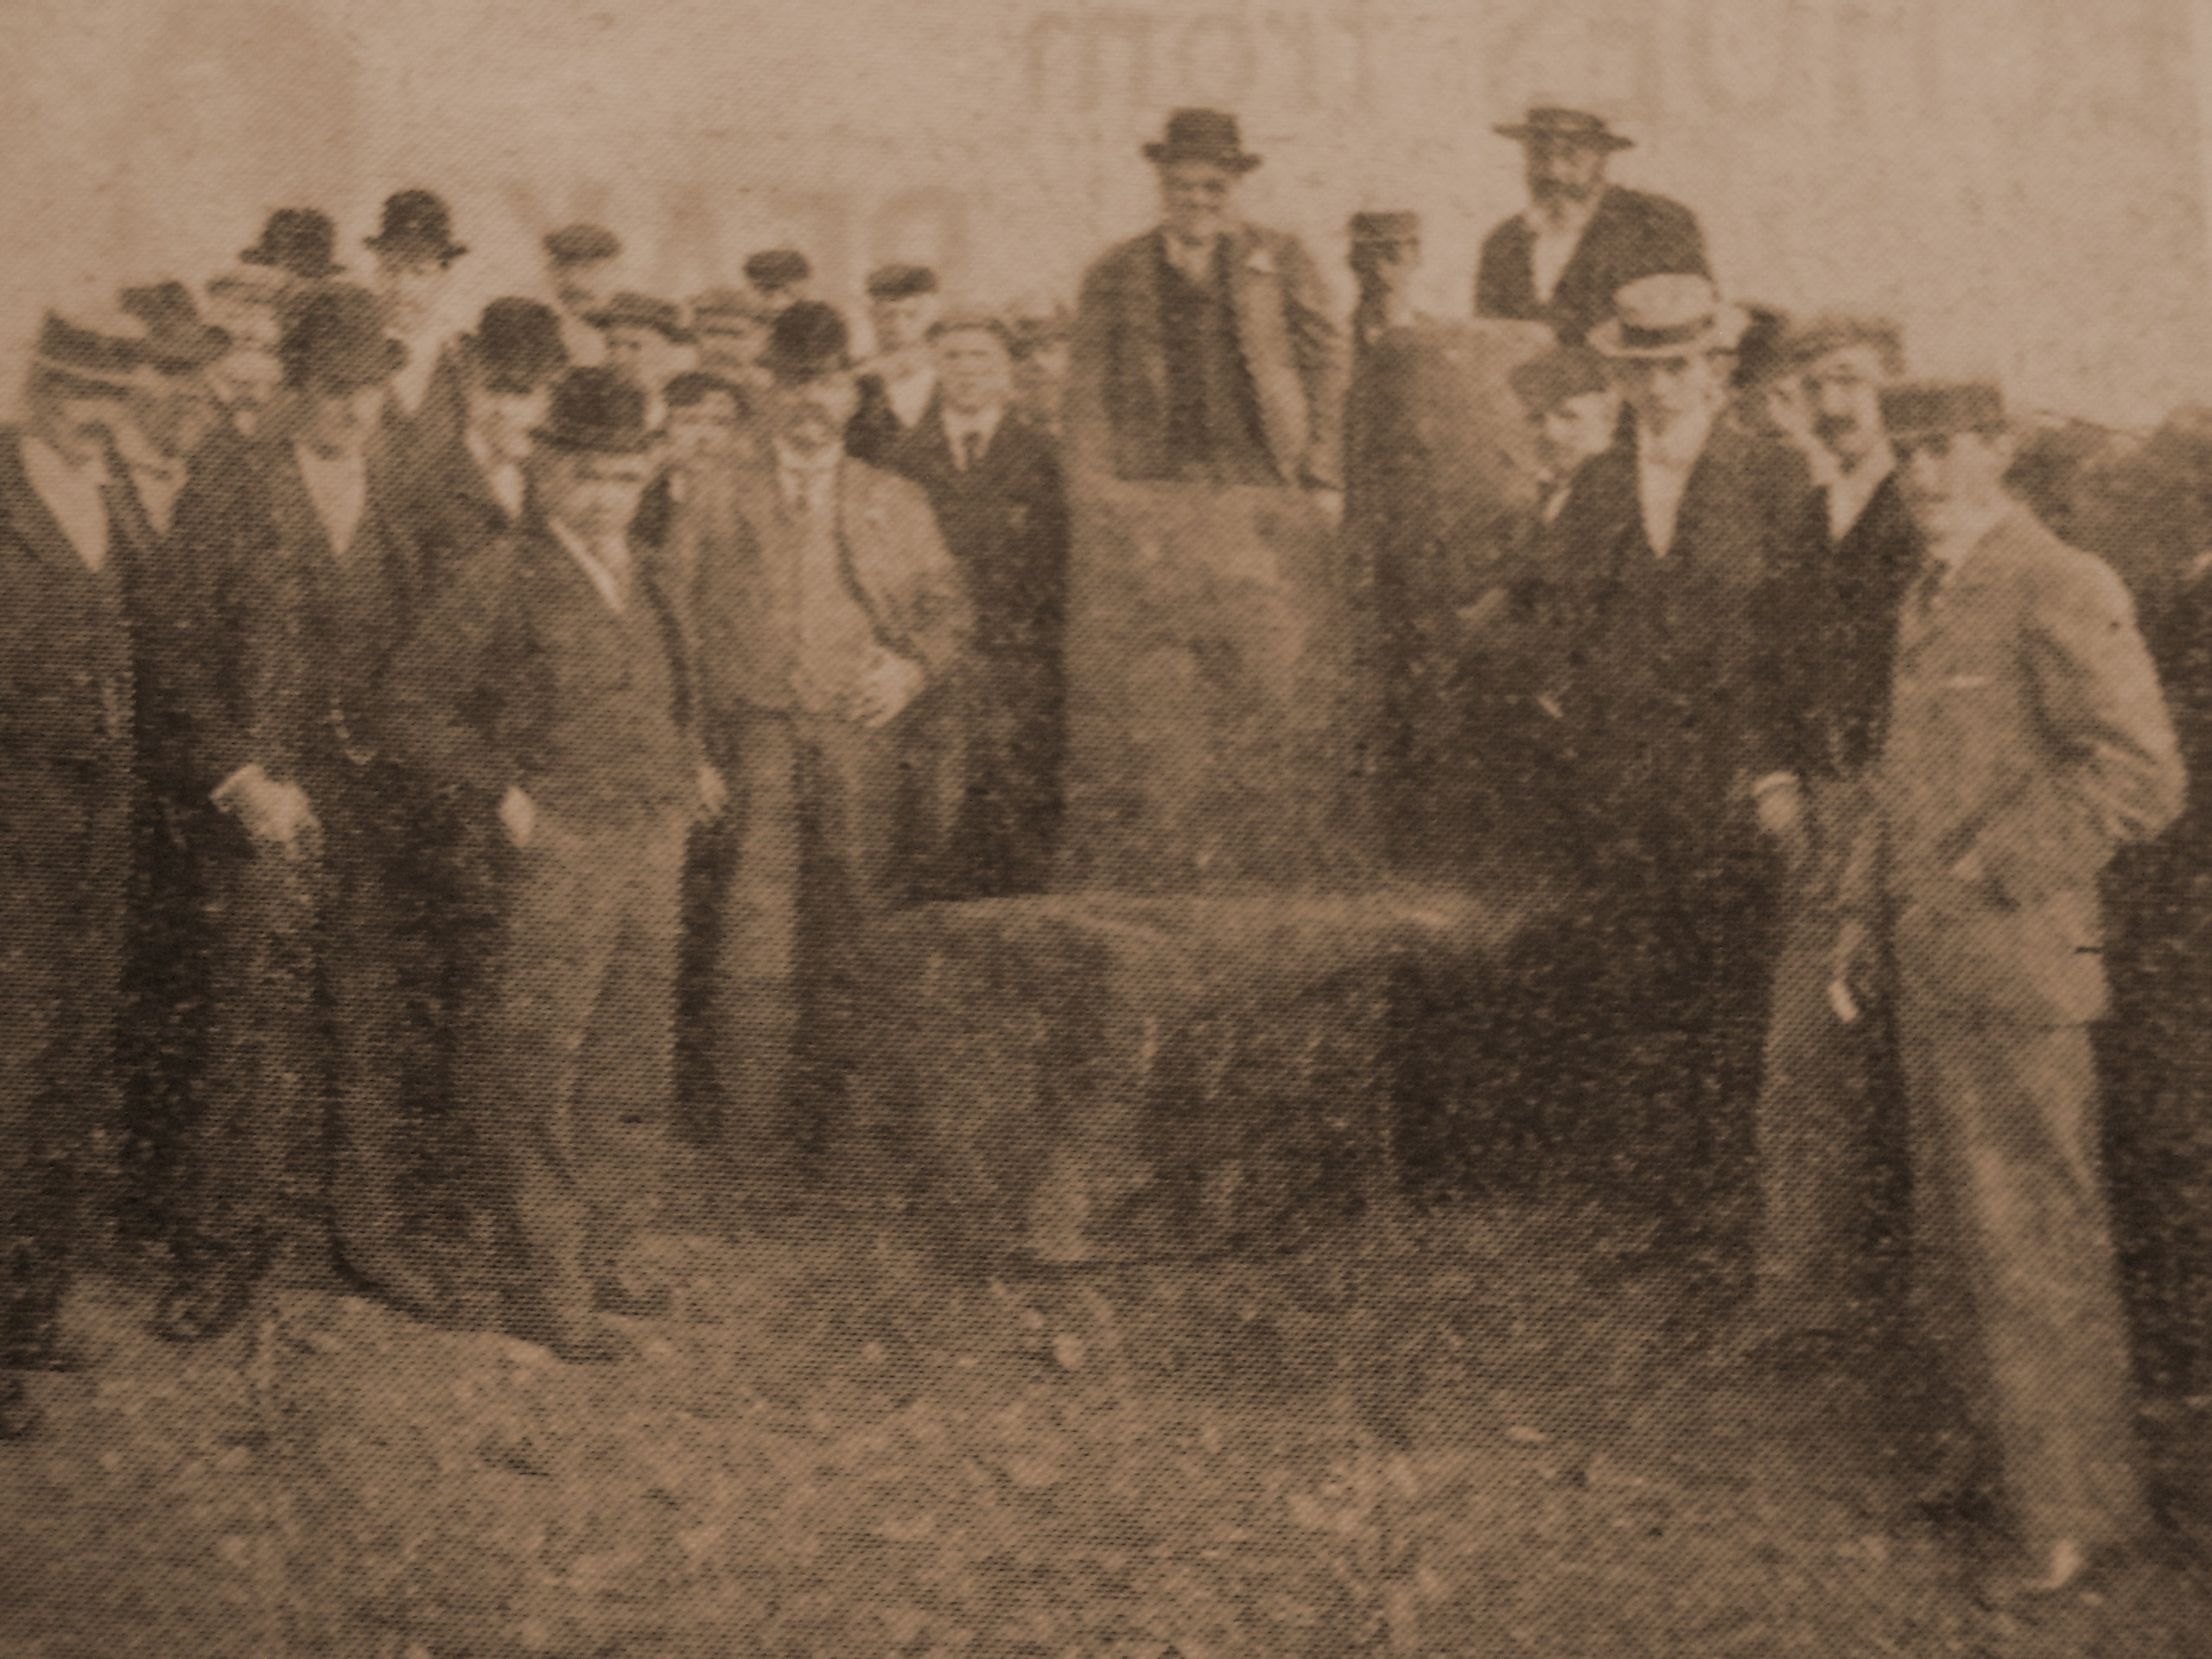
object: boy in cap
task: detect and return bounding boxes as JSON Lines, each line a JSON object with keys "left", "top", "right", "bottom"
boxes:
{"left": 1508, "top": 341, "right": 1618, "bottom": 528}
{"left": 588, "top": 293, "right": 695, "bottom": 430}
{"left": 677, "top": 302, "right": 968, "bottom": 1177}
{"left": 543, "top": 223, "right": 621, "bottom": 368}
{"left": 690, "top": 288, "right": 774, "bottom": 406}
{"left": 0, "top": 310, "right": 160, "bottom": 1435}
{"left": 847, "top": 264, "right": 942, "bottom": 466}
{"left": 381, "top": 368, "right": 723, "bottom": 1362}
{"left": 1829, "top": 379, "right": 2182, "bottom": 1597}
{"left": 742, "top": 249, "right": 812, "bottom": 316}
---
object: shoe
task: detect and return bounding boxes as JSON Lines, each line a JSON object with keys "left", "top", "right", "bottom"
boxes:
{"left": 333, "top": 1235, "right": 454, "bottom": 1325}
{"left": 0, "top": 1373, "right": 41, "bottom": 1440}
{"left": 153, "top": 1236, "right": 271, "bottom": 1344}
{"left": 1980, "top": 1537, "right": 2099, "bottom": 1605}
{"left": 590, "top": 1279, "right": 672, "bottom": 1320}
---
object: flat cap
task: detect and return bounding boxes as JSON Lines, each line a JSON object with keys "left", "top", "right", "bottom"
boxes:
{"left": 1779, "top": 311, "right": 1905, "bottom": 370}
{"left": 586, "top": 291, "right": 693, "bottom": 342}
{"left": 543, "top": 223, "right": 621, "bottom": 266}
{"left": 1508, "top": 344, "right": 1613, "bottom": 412}
{"left": 690, "top": 286, "right": 774, "bottom": 331}
{"left": 926, "top": 305, "right": 1016, "bottom": 352}
{"left": 744, "top": 249, "right": 811, "bottom": 289}
{"left": 866, "top": 264, "right": 939, "bottom": 301}
{"left": 1879, "top": 379, "right": 2006, "bottom": 442}
{"left": 1348, "top": 211, "right": 1421, "bottom": 243}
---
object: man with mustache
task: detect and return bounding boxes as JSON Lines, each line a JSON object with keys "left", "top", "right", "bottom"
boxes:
{"left": 1474, "top": 105, "right": 1709, "bottom": 346}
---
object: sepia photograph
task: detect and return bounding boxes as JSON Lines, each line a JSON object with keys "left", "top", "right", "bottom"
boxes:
{"left": 4, "top": 0, "right": 2212, "bottom": 1653}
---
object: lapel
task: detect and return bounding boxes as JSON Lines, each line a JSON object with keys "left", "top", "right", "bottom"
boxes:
{"left": 0, "top": 429, "right": 101, "bottom": 574}
{"left": 1551, "top": 187, "right": 1622, "bottom": 317}
{"left": 264, "top": 441, "right": 337, "bottom": 568}
{"left": 1490, "top": 215, "right": 1538, "bottom": 315}
{"left": 1128, "top": 232, "right": 1170, "bottom": 423}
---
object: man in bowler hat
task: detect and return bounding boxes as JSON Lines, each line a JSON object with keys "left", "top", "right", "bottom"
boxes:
{"left": 674, "top": 302, "right": 968, "bottom": 1179}
{"left": 1475, "top": 105, "right": 1709, "bottom": 346}
{"left": 0, "top": 309, "right": 162, "bottom": 1436}
{"left": 381, "top": 369, "right": 724, "bottom": 1361}
{"left": 366, "top": 188, "right": 471, "bottom": 447}
{"left": 846, "top": 264, "right": 943, "bottom": 466}
{"left": 239, "top": 207, "right": 346, "bottom": 285}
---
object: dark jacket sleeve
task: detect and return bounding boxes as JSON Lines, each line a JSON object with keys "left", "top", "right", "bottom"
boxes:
{"left": 162, "top": 448, "right": 278, "bottom": 793}
{"left": 1474, "top": 217, "right": 1535, "bottom": 321}
{"left": 377, "top": 540, "right": 529, "bottom": 810}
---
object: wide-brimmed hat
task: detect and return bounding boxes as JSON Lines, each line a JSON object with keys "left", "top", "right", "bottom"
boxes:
{"left": 241, "top": 207, "right": 345, "bottom": 279}
{"left": 586, "top": 291, "right": 692, "bottom": 343}
{"left": 278, "top": 283, "right": 407, "bottom": 391}
{"left": 758, "top": 301, "right": 855, "bottom": 384}
{"left": 532, "top": 365, "right": 654, "bottom": 454}
{"left": 1493, "top": 105, "right": 1634, "bottom": 150}
{"left": 866, "top": 264, "right": 939, "bottom": 302}
{"left": 469, "top": 297, "right": 569, "bottom": 393}
{"left": 1142, "top": 108, "right": 1262, "bottom": 173}
{"left": 743, "top": 249, "right": 811, "bottom": 291}
{"left": 690, "top": 287, "right": 774, "bottom": 334}
{"left": 119, "top": 282, "right": 231, "bottom": 373}
{"left": 1879, "top": 380, "right": 2007, "bottom": 445}
{"left": 543, "top": 223, "right": 621, "bottom": 268}
{"left": 29, "top": 309, "right": 155, "bottom": 392}
{"left": 1586, "top": 273, "right": 1747, "bottom": 359}
{"left": 365, "top": 188, "right": 467, "bottom": 265}
{"left": 1348, "top": 211, "right": 1421, "bottom": 245}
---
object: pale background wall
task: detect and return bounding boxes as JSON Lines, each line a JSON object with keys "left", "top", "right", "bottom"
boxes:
{"left": 0, "top": 0, "right": 2205, "bottom": 428}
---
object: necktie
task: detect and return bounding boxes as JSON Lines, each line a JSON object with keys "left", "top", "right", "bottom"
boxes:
{"left": 962, "top": 431, "right": 982, "bottom": 471}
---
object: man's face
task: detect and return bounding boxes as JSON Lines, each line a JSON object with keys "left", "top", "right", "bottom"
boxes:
{"left": 932, "top": 327, "right": 1014, "bottom": 417}
{"left": 1357, "top": 240, "right": 1421, "bottom": 300}
{"left": 552, "top": 257, "right": 617, "bottom": 320}
{"left": 766, "top": 372, "right": 860, "bottom": 454}
{"left": 208, "top": 346, "right": 282, "bottom": 435}
{"left": 870, "top": 293, "right": 941, "bottom": 357}
{"left": 1615, "top": 351, "right": 1725, "bottom": 431}
{"left": 206, "top": 297, "right": 280, "bottom": 353}
{"left": 1897, "top": 429, "right": 2014, "bottom": 547}
{"left": 697, "top": 320, "right": 770, "bottom": 381}
{"left": 1802, "top": 344, "right": 1892, "bottom": 468}
{"left": 376, "top": 254, "right": 453, "bottom": 337}
{"left": 467, "top": 383, "right": 552, "bottom": 468}
{"left": 604, "top": 326, "right": 690, "bottom": 391}
{"left": 128, "top": 374, "right": 221, "bottom": 460}
{"left": 1159, "top": 160, "right": 1241, "bottom": 245}
{"left": 666, "top": 390, "right": 741, "bottom": 464}
{"left": 1523, "top": 136, "right": 1610, "bottom": 211}
{"left": 36, "top": 391, "right": 124, "bottom": 467}
{"left": 539, "top": 448, "right": 656, "bottom": 541}
{"left": 298, "top": 381, "right": 388, "bottom": 459}
{"left": 1530, "top": 388, "right": 1620, "bottom": 476}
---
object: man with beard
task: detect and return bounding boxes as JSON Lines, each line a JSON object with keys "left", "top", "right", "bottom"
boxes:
{"left": 0, "top": 311, "right": 157, "bottom": 1437}
{"left": 677, "top": 301, "right": 968, "bottom": 1181}
{"left": 1474, "top": 106, "right": 1708, "bottom": 346}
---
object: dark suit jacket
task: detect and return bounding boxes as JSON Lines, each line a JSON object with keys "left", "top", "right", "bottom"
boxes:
{"left": 847, "top": 372, "right": 937, "bottom": 469}
{"left": 1548, "top": 417, "right": 1814, "bottom": 863}
{"left": 1066, "top": 222, "right": 1345, "bottom": 487}
{"left": 1474, "top": 186, "right": 1709, "bottom": 345}
{"left": 396, "top": 429, "right": 524, "bottom": 600}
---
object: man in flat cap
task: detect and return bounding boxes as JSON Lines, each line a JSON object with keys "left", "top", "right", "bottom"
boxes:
{"left": 543, "top": 223, "right": 621, "bottom": 369}
{"left": 366, "top": 188, "right": 471, "bottom": 451}
{"left": 690, "top": 288, "right": 774, "bottom": 413}
{"left": 382, "top": 368, "right": 721, "bottom": 1362}
{"left": 1548, "top": 271, "right": 1812, "bottom": 1230}
{"left": 152, "top": 283, "right": 442, "bottom": 1340}
{"left": 0, "top": 310, "right": 161, "bottom": 1436}
{"left": 1475, "top": 105, "right": 1709, "bottom": 346}
{"left": 1827, "top": 379, "right": 2182, "bottom": 1597}
{"left": 846, "top": 264, "right": 943, "bottom": 467}
{"left": 589, "top": 293, "right": 695, "bottom": 432}
{"left": 743, "top": 249, "right": 813, "bottom": 317}
{"left": 676, "top": 301, "right": 968, "bottom": 1180}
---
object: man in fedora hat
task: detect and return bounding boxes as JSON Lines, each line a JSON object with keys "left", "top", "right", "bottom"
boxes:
{"left": 1475, "top": 105, "right": 1709, "bottom": 346}
{"left": 0, "top": 309, "right": 162, "bottom": 1436}
{"left": 846, "top": 264, "right": 943, "bottom": 467}
{"left": 381, "top": 367, "right": 723, "bottom": 1362}
{"left": 588, "top": 292, "right": 694, "bottom": 431}
{"left": 152, "top": 283, "right": 444, "bottom": 1341}
{"left": 365, "top": 188, "right": 470, "bottom": 446}
{"left": 1546, "top": 270, "right": 1812, "bottom": 1230}
{"left": 676, "top": 301, "right": 968, "bottom": 1179}
{"left": 240, "top": 207, "right": 346, "bottom": 284}
{"left": 1825, "top": 378, "right": 2181, "bottom": 1597}
{"left": 543, "top": 223, "right": 621, "bottom": 369}
{"left": 742, "top": 249, "right": 813, "bottom": 317}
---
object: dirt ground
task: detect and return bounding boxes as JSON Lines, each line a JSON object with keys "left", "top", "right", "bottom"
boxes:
{"left": 6, "top": 1179, "right": 2212, "bottom": 1659}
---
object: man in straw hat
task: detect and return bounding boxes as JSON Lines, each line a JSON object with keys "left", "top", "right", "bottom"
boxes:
{"left": 1475, "top": 105, "right": 1708, "bottom": 346}
{"left": 1827, "top": 378, "right": 2181, "bottom": 1598}
{"left": 0, "top": 309, "right": 162, "bottom": 1436}
{"left": 382, "top": 367, "right": 724, "bottom": 1362}
{"left": 151, "top": 283, "right": 443, "bottom": 1342}
{"left": 1546, "top": 270, "right": 1814, "bottom": 1233}
{"left": 678, "top": 301, "right": 968, "bottom": 1181}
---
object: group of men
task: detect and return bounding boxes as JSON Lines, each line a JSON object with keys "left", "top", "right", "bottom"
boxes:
{"left": 0, "top": 96, "right": 2193, "bottom": 1599}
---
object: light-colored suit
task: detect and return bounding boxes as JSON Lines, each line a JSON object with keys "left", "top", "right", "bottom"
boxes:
{"left": 1843, "top": 506, "right": 2183, "bottom": 1553}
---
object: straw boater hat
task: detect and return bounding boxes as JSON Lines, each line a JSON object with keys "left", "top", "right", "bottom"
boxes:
{"left": 1586, "top": 273, "right": 1748, "bottom": 359}
{"left": 1493, "top": 105, "right": 1636, "bottom": 151}
{"left": 1142, "top": 108, "right": 1262, "bottom": 173}
{"left": 532, "top": 366, "right": 654, "bottom": 454}
{"left": 29, "top": 309, "right": 156, "bottom": 392}
{"left": 925, "top": 305, "right": 1017, "bottom": 353}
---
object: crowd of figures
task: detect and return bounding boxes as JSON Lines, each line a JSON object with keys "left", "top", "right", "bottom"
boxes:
{"left": 3, "top": 96, "right": 2211, "bottom": 1604}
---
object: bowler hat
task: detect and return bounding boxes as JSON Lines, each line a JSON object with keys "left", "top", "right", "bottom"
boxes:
{"left": 532, "top": 366, "right": 654, "bottom": 454}
{"left": 240, "top": 207, "right": 345, "bottom": 279}
{"left": 1142, "top": 108, "right": 1262, "bottom": 173}
{"left": 1586, "top": 272, "right": 1746, "bottom": 359}
{"left": 543, "top": 223, "right": 621, "bottom": 267}
{"left": 1348, "top": 211, "right": 1421, "bottom": 244}
{"left": 1879, "top": 380, "right": 2007, "bottom": 444}
{"left": 29, "top": 308, "right": 155, "bottom": 393}
{"left": 758, "top": 301, "right": 855, "bottom": 383}
{"left": 744, "top": 249, "right": 811, "bottom": 291}
{"left": 1493, "top": 105, "right": 1635, "bottom": 150}
{"left": 278, "top": 283, "right": 407, "bottom": 391}
{"left": 470, "top": 298, "right": 569, "bottom": 393}
{"left": 1509, "top": 344, "right": 1612, "bottom": 413}
{"left": 866, "top": 264, "right": 939, "bottom": 302}
{"left": 690, "top": 287, "right": 773, "bottom": 334}
{"left": 365, "top": 188, "right": 467, "bottom": 265}
{"left": 587, "top": 291, "right": 693, "bottom": 343}
{"left": 120, "top": 282, "right": 231, "bottom": 372}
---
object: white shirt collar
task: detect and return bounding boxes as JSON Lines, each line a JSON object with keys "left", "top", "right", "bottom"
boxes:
{"left": 1825, "top": 442, "right": 1895, "bottom": 543}
{"left": 1633, "top": 402, "right": 1719, "bottom": 558}
{"left": 464, "top": 425, "right": 527, "bottom": 519}
{"left": 883, "top": 362, "right": 938, "bottom": 430}
{"left": 292, "top": 441, "right": 369, "bottom": 556}
{"left": 547, "top": 517, "right": 631, "bottom": 611}
{"left": 773, "top": 439, "right": 842, "bottom": 508}
{"left": 20, "top": 434, "right": 111, "bottom": 571}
